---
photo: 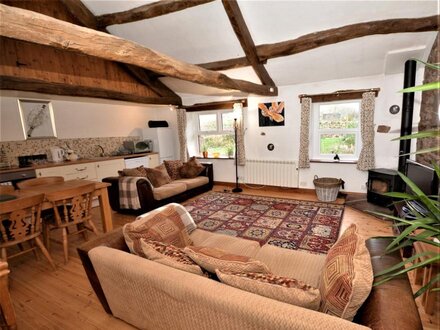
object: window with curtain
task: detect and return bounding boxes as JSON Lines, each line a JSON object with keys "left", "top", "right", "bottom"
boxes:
{"left": 311, "top": 100, "right": 362, "bottom": 161}
{"left": 193, "top": 110, "right": 235, "bottom": 158}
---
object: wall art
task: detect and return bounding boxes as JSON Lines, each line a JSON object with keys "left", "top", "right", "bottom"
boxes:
{"left": 18, "top": 99, "right": 57, "bottom": 139}
{"left": 258, "top": 102, "right": 285, "bottom": 127}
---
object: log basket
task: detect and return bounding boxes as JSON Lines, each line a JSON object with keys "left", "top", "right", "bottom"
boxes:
{"left": 313, "top": 175, "right": 345, "bottom": 202}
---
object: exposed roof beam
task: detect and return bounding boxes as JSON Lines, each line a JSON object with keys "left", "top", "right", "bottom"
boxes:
{"left": 0, "top": 75, "right": 179, "bottom": 105}
{"left": 0, "top": 4, "right": 276, "bottom": 96}
{"left": 60, "top": 0, "right": 182, "bottom": 104}
{"left": 96, "top": 0, "right": 215, "bottom": 27}
{"left": 221, "top": 0, "right": 276, "bottom": 91}
{"left": 196, "top": 15, "right": 440, "bottom": 71}
{"left": 185, "top": 99, "right": 247, "bottom": 112}
{"left": 298, "top": 88, "right": 380, "bottom": 103}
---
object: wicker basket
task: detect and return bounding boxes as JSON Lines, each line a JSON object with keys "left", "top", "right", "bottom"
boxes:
{"left": 313, "top": 175, "right": 343, "bottom": 202}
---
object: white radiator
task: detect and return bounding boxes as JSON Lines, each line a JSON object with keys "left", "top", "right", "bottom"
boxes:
{"left": 244, "top": 160, "right": 298, "bottom": 188}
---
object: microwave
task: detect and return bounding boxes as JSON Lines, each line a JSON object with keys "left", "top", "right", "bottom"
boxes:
{"left": 123, "top": 140, "right": 153, "bottom": 154}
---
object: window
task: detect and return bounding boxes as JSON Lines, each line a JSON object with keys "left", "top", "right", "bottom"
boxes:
{"left": 311, "top": 100, "right": 361, "bottom": 161}
{"left": 197, "top": 110, "right": 235, "bottom": 158}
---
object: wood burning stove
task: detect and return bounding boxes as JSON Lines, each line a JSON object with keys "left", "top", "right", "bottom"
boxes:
{"left": 367, "top": 168, "right": 401, "bottom": 207}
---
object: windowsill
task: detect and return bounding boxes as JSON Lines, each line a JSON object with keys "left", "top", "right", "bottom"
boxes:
{"left": 196, "top": 156, "right": 234, "bottom": 160}
{"left": 310, "top": 159, "right": 358, "bottom": 164}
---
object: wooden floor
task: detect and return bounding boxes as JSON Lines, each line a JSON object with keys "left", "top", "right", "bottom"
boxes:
{"left": 5, "top": 185, "right": 439, "bottom": 329}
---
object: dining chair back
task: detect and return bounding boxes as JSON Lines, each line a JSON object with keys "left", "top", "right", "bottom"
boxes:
{"left": 44, "top": 183, "right": 98, "bottom": 263}
{"left": 17, "top": 176, "right": 64, "bottom": 189}
{"left": 0, "top": 186, "right": 14, "bottom": 194}
{"left": 0, "top": 193, "right": 55, "bottom": 270}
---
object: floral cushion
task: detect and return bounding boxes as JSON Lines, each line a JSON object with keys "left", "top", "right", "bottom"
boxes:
{"left": 118, "top": 166, "right": 147, "bottom": 177}
{"left": 123, "top": 204, "right": 194, "bottom": 256}
{"left": 319, "top": 224, "right": 373, "bottom": 320}
{"left": 184, "top": 246, "right": 270, "bottom": 274}
{"left": 180, "top": 157, "right": 205, "bottom": 178}
{"left": 141, "top": 240, "right": 204, "bottom": 276}
{"left": 163, "top": 160, "right": 184, "bottom": 180}
{"left": 145, "top": 164, "right": 172, "bottom": 187}
{"left": 216, "top": 270, "right": 321, "bottom": 310}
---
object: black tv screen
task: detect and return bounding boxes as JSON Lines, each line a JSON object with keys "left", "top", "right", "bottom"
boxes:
{"left": 405, "top": 160, "right": 438, "bottom": 197}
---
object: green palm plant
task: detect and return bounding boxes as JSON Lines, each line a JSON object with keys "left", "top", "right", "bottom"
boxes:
{"left": 370, "top": 59, "right": 439, "bottom": 298}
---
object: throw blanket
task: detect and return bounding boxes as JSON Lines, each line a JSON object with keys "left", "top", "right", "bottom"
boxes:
{"left": 118, "top": 177, "right": 146, "bottom": 210}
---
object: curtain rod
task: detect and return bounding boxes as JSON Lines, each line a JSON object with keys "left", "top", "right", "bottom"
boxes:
{"left": 298, "top": 88, "right": 380, "bottom": 102}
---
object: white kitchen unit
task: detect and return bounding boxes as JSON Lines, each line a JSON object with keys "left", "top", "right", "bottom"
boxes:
{"left": 95, "top": 159, "right": 125, "bottom": 181}
{"left": 143, "top": 127, "right": 176, "bottom": 162}
{"left": 124, "top": 156, "right": 148, "bottom": 169}
{"left": 147, "top": 153, "right": 160, "bottom": 167}
{"left": 37, "top": 163, "right": 98, "bottom": 181}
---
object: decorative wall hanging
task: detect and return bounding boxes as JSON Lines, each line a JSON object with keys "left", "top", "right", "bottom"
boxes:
{"left": 258, "top": 102, "right": 285, "bottom": 127}
{"left": 18, "top": 99, "right": 57, "bottom": 139}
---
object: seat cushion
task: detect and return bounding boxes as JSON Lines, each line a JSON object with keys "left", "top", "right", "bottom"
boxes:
{"left": 174, "top": 176, "right": 209, "bottom": 190}
{"left": 184, "top": 246, "right": 270, "bottom": 274}
{"left": 152, "top": 182, "right": 187, "bottom": 200}
{"left": 189, "top": 229, "right": 261, "bottom": 258}
{"left": 319, "top": 224, "right": 373, "bottom": 321}
{"left": 255, "top": 245, "right": 326, "bottom": 288}
{"left": 216, "top": 270, "right": 321, "bottom": 310}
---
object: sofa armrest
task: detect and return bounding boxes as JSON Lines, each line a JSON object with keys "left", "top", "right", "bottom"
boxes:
{"left": 199, "top": 162, "right": 213, "bottom": 189}
{"left": 77, "top": 227, "right": 128, "bottom": 315}
{"left": 354, "top": 237, "right": 422, "bottom": 330}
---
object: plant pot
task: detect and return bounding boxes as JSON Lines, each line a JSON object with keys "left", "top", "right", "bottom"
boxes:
{"left": 202, "top": 151, "right": 208, "bottom": 158}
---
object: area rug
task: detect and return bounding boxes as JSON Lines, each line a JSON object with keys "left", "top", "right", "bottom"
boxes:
{"left": 184, "top": 192, "right": 345, "bottom": 254}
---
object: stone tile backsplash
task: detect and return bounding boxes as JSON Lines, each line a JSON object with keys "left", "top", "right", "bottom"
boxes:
{"left": 0, "top": 136, "right": 140, "bottom": 166}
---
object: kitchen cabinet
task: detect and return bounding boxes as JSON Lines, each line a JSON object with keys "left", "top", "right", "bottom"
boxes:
{"left": 95, "top": 159, "right": 125, "bottom": 181}
{"left": 37, "top": 163, "right": 97, "bottom": 181}
{"left": 147, "top": 153, "right": 160, "bottom": 167}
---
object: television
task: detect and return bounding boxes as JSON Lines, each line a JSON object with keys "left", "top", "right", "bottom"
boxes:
{"left": 405, "top": 160, "right": 439, "bottom": 197}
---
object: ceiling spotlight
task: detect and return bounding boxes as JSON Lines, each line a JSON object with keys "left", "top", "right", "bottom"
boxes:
{"left": 389, "top": 105, "right": 400, "bottom": 114}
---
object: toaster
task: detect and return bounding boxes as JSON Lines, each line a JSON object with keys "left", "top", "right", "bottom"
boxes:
{"left": 123, "top": 140, "right": 153, "bottom": 154}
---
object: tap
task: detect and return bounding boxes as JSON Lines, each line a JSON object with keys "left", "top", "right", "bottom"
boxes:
{"left": 96, "top": 145, "right": 105, "bottom": 157}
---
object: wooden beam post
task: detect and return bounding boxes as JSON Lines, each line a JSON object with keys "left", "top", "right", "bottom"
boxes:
{"left": 221, "top": 0, "right": 276, "bottom": 91}
{"left": 0, "top": 4, "right": 276, "bottom": 96}
{"left": 97, "top": 0, "right": 215, "bottom": 27}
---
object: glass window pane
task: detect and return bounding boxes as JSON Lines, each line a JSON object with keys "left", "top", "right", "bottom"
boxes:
{"left": 199, "top": 134, "right": 235, "bottom": 157}
{"left": 319, "top": 103, "right": 359, "bottom": 129}
{"left": 320, "top": 133, "right": 356, "bottom": 155}
{"left": 199, "top": 114, "right": 217, "bottom": 131}
{"left": 222, "top": 112, "right": 235, "bottom": 131}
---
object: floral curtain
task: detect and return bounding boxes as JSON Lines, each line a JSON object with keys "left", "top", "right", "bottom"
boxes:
{"left": 176, "top": 107, "right": 188, "bottom": 162}
{"left": 298, "top": 97, "right": 312, "bottom": 168}
{"left": 233, "top": 103, "right": 246, "bottom": 166}
{"left": 357, "top": 92, "right": 376, "bottom": 171}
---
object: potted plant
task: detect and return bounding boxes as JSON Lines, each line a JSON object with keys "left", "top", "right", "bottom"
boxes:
{"left": 227, "top": 146, "right": 234, "bottom": 158}
{"left": 372, "top": 59, "right": 439, "bottom": 298}
{"left": 201, "top": 144, "right": 208, "bottom": 158}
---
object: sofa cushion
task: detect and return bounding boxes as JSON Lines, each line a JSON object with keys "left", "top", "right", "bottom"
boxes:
{"left": 140, "top": 240, "right": 204, "bottom": 276}
{"left": 164, "top": 160, "right": 184, "bottom": 180}
{"left": 184, "top": 246, "right": 270, "bottom": 274}
{"left": 255, "top": 244, "right": 326, "bottom": 288}
{"left": 123, "top": 204, "right": 193, "bottom": 256}
{"left": 180, "top": 157, "right": 205, "bottom": 178}
{"left": 216, "top": 270, "right": 321, "bottom": 310}
{"left": 174, "top": 176, "right": 209, "bottom": 190}
{"left": 319, "top": 224, "right": 373, "bottom": 320}
{"left": 189, "top": 229, "right": 261, "bottom": 258}
{"left": 119, "top": 166, "right": 147, "bottom": 177}
{"left": 145, "top": 164, "right": 172, "bottom": 188}
{"left": 152, "top": 183, "right": 187, "bottom": 200}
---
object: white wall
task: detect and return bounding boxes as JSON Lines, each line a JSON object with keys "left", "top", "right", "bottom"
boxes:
{"left": 183, "top": 71, "right": 424, "bottom": 192}
{"left": 0, "top": 90, "right": 175, "bottom": 141}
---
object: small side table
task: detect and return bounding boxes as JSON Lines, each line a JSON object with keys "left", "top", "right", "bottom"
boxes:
{"left": 413, "top": 241, "right": 440, "bottom": 315}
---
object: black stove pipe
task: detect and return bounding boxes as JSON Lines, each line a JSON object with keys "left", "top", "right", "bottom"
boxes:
{"left": 398, "top": 59, "right": 417, "bottom": 173}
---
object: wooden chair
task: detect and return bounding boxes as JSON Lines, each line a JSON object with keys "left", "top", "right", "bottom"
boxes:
{"left": 44, "top": 184, "right": 98, "bottom": 264}
{"left": 0, "top": 186, "right": 14, "bottom": 194}
{"left": 0, "top": 194, "right": 55, "bottom": 270}
{"left": 17, "top": 176, "right": 64, "bottom": 189}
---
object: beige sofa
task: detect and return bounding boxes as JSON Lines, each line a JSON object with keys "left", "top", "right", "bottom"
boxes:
{"left": 78, "top": 226, "right": 422, "bottom": 330}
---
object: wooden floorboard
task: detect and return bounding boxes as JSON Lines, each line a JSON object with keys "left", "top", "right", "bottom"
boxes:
{"left": 5, "top": 185, "right": 438, "bottom": 329}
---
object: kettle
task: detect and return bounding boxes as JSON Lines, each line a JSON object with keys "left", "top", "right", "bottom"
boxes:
{"left": 50, "top": 147, "right": 65, "bottom": 162}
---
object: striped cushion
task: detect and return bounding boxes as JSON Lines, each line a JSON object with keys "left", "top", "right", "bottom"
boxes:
{"left": 319, "top": 224, "right": 373, "bottom": 320}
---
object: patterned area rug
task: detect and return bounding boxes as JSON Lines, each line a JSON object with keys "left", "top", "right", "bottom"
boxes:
{"left": 184, "top": 192, "right": 345, "bottom": 254}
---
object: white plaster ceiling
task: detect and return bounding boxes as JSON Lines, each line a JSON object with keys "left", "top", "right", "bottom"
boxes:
{"left": 81, "top": 0, "right": 438, "bottom": 96}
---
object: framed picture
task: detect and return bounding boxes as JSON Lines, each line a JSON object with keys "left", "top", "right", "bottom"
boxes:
{"left": 258, "top": 102, "right": 285, "bottom": 127}
{"left": 18, "top": 99, "right": 57, "bottom": 139}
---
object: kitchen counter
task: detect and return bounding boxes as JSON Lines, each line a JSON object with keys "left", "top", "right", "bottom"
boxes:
{"left": 0, "top": 152, "right": 158, "bottom": 174}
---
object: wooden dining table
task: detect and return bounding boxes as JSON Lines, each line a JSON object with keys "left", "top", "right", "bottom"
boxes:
{"left": 5, "top": 179, "right": 113, "bottom": 233}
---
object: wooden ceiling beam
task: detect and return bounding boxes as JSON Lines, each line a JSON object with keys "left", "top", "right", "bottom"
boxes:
{"left": 0, "top": 4, "right": 276, "bottom": 96}
{"left": 96, "top": 0, "right": 215, "bottom": 27}
{"left": 59, "top": 0, "right": 182, "bottom": 104}
{"left": 185, "top": 99, "right": 247, "bottom": 112}
{"left": 0, "top": 75, "right": 179, "bottom": 105}
{"left": 299, "top": 88, "right": 380, "bottom": 103}
{"left": 221, "top": 0, "right": 276, "bottom": 91}
{"left": 196, "top": 15, "right": 439, "bottom": 70}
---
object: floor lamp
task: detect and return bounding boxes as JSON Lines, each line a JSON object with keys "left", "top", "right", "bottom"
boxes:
{"left": 232, "top": 103, "right": 243, "bottom": 193}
